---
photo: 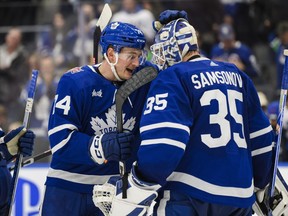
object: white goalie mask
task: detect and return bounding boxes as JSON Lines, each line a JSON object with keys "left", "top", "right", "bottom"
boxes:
{"left": 150, "top": 18, "right": 198, "bottom": 70}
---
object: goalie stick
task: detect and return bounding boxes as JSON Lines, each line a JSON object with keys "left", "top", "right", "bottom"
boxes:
{"left": 265, "top": 49, "right": 288, "bottom": 216}
{"left": 116, "top": 66, "right": 158, "bottom": 198}
{"left": 6, "top": 70, "right": 38, "bottom": 216}
{"left": 270, "top": 50, "right": 288, "bottom": 193}
{"left": 93, "top": 3, "right": 112, "bottom": 64}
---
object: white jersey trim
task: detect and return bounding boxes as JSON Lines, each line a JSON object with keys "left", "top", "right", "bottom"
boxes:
{"left": 51, "top": 131, "right": 75, "bottom": 154}
{"left": 167, "top": 172, "right": 254, "bottom": 198}
{"left": 252, "top": 142, "right": 274, "bottom": 156}
{"left": 157, "top": 190, "right": 170, "bottom": 216}
{"left": 48, "top": 124, "right": 78, "bottom": 136}
{"left": 250, "top": 125, "right": 272, "bottom": 139}
{"left": 47, "top": 167, "right": 117, "bottom": 185}
{"left": 140, "top": 122, "right": 190, "bottom": 135}
{"left": 141, "top": 138, "right": 186, "bottom": 150}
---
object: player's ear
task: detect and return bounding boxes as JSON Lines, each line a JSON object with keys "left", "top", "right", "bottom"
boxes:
{"left": 106, "top": 47, "right": 116, "bottom": 63}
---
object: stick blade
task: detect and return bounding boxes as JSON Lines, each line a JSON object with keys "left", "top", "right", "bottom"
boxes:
{"left": 96, "top": 4, "right": 112, "bottom": 31}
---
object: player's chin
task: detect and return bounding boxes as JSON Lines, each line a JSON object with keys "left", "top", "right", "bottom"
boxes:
{"left": 124, "top": 70, "right": 133, "bottom": 79}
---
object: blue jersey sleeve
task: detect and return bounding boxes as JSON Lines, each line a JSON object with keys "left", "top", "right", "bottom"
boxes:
{"left": 137, "top": 67, "right": 192, "bottom": 185}
{"left": 48, "top": 71, "right": 93, "bottom": 165}
{"left": 245, "top": 78, "right": 274, "bottom": 189}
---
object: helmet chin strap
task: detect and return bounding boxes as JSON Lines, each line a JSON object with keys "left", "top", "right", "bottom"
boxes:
{"left": 104, "top": 52, "right": 124, "bottom": 82}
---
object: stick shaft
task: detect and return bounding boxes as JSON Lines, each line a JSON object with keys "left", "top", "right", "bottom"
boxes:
{"left": 9, "top": 149, "right": 51, "bottom": 171}
{"left": 269, "top": 49, "right": 288, "bottom": 198}
{"left": 115, "top": 66, "right": 157, "bottom": 198}
{"left": 7, "top": 70, "right": 38, "bottom": 215}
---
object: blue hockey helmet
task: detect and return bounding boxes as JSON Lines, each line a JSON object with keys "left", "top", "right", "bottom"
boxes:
{"left": 100, "top": 21, "right": 146, "bottom": 54}
{"left": 150, "top": 18, "right": 198, "bottom": 70}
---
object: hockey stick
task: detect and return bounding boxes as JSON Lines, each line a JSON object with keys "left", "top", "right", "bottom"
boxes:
{"left": 8, "top": 149, "right": 51, "bottom": 171}
{"left": 93, "top": 3, "right": 112, "bottom": 64}
{"left": 6, "top": 70, "right": 38, "bottom": 216}
{"left": 116, "top": 66, "right": 158, "bottom": 198}
{"left": 267, "top": 49, "right": 288, "bottom": 215}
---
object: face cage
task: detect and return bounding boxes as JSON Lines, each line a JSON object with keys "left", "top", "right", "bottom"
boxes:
{"left": 151, "top": 37, "right": 182, "bottom": 70}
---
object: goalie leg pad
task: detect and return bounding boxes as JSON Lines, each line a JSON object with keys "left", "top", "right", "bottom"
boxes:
{"left": 110, "top": 175, "right": 159, "bottom": 216}
{"left": 111, "top": 198, "right": 157, "bottom": 216}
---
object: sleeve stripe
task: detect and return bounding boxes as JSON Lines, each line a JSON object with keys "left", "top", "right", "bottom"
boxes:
{"left": 251, "top": 142, "right": 274, "bottom": 156}
{"left": 48, "top": 124, "right": 78, "bottom": 136}
{"left": 141, "top": 138, "right": 186, "bottom": 150}
{"left": 249, "top": 125, "right": 272, "bottom": 139}
{"left": 51, "top": 131, "right": 75, "bottom": 154}
{"left": 167, "top": 172, "right": 254, "bottom": 198}
{"left": 140, "top": 122, "right": 190, "bottom": 135}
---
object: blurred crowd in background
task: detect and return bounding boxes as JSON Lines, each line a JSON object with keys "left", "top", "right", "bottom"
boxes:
{"left": 1, "top": 0, "right": 288, "bottom": 162}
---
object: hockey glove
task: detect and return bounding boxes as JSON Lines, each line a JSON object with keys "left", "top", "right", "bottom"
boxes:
{"left": 0, "top": 126, "right": 35, "bottom": 157}
{"left": 93, "top": 163, "right": 161, "bottom": 216}
{"left": 153, "top": 10, "right": 188, "bottom": 32}
{"left": 89, "top": 131, "right": 133, "bottom": 165}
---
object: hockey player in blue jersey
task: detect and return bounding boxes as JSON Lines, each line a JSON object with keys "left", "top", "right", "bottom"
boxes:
{"left": 0, "top": 126, "right": 35, "bottom": 214}
{"left": 99, "top": 15, "right": 276, "bottom": 216}
{"left": 40, "top": 21, "right": 156, "bottom": 216}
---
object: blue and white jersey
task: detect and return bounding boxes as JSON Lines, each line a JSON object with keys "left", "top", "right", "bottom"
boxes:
{"left": 210, "top": 41, "right": 260, "bottom": 78}
{"left": 137, "top": 57, "right": 274, "bottom": 207}
{"left": 45, "top": 64, "right": 151, "bottom": 193}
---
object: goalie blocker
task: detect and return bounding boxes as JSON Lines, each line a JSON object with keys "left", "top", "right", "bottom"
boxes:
{"left": 253, "top": 169, "right": 288, "bottom": 216}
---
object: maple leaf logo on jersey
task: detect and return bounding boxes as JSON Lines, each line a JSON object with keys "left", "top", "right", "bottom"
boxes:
{"left": 90, "top": 104, "right": 136, "bottom": 135}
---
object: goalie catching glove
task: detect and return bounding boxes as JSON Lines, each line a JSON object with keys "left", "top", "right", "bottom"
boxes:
{"left": 93, "top": 162, "right": 161, "bottom": 216}
{"left": 0, "top": 126, "right": 35, "bottom": 158}
{"left": 89, "top": 131, "right": 133, "bottom": 165}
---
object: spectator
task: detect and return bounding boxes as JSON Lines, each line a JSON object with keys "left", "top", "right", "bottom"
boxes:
{"left": 72, "top": 2, "right": 98, "bottom": 65}
{"left": 111, "top": 0, "right": 155, "bottom": 46}
{"left": 210, "top": 23, "right": 260, "bottom": 79}
{"left": 37, "top": 12, "right": 77, "bottom": 77}
{"left": 0, "top": 27, "right": 30, "bottom": 123}
{"left": 220, "top": 0, "right": 256, "bottom": 46}
{"left": 258, "top": 91, "right": 269, "bottom": 114}
{"left": 267, "top": 101, "right": 279, "bottom": 131}
{"left": 267, "top": 100, "right": 288, "bottom": 162}
{"left": 20, "top": 54, "right": 58, "bottom": 162}
{"left": 171, "top": 0, "right": 224, "bottom": 56}
{"left": 270, "top": 22, "right": 288, "bottom": 90}
{"left": 0, "top": 105, "right": 8, "bottom": 132}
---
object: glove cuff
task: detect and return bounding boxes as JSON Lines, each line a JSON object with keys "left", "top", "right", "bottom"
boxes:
{"left": 89, "top": 135, "right": 106, "bottom": 165}
{"left": 5, "top": 127, "right": 26, "bottom": 156}
{"left": 130, "top": 162, "right": 161, "bottom": 191}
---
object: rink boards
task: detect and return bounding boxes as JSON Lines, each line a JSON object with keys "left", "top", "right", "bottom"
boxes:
{"left": 9, "top": 162, "right": 288, "bottom": 216}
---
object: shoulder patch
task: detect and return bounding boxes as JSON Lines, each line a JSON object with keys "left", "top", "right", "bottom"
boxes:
{"left": 67, "top": 67, "right": 83, "bottom": 74}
